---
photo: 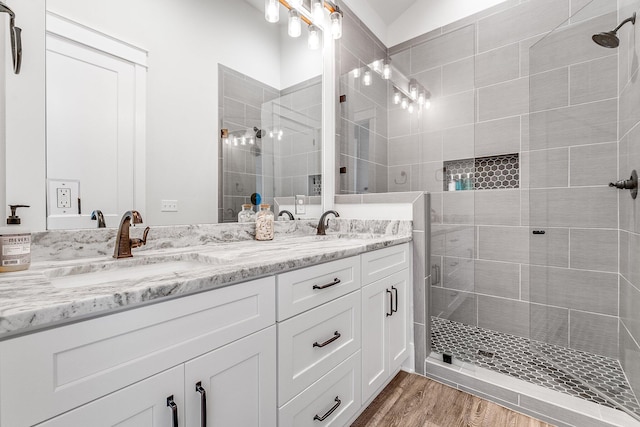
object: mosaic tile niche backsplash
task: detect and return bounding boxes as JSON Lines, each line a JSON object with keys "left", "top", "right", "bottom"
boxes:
{"left": 443, "top": 153, "right": 520, "bottom": 192}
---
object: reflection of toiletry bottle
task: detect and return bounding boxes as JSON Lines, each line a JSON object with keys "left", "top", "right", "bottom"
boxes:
{"left": 0, "top": 205, "right": 31, "bottom": 272}
{"left": 448, "top": 175, "right": 456, "bottom": 191}
{"left": 465, "top": 173, "right": 473, "bottom": 190}
{"left": 455, "top": 174, "right": 462, "bottom": 191}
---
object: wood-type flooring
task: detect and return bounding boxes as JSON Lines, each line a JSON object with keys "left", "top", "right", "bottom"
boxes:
{"left": 352, "top": 371, "right": 554, "bottom": 427}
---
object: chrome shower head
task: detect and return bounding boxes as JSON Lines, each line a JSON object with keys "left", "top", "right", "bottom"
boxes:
{"left": 592, "top": 12, "right": 636, "bottom": 48}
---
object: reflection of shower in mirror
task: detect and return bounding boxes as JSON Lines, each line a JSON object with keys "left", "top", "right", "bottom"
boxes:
{"left": 394, "top": 170, "right": 407, "bottom": 185}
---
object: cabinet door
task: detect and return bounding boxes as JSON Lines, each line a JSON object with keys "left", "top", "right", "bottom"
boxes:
{"left": 184, "top": 326, "right": 277, "bottom": 427}
{"left": 38, "top": 366, "right": 184, "bottom": 427}
{"left": 361, "top": 278, "right": 390, "bottom": 403}
{"left": 387, "top": 270, "right": 410, "bottom": 374}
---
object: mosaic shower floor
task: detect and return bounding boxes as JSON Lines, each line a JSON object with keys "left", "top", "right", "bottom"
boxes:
{"left": 431, "top": 316, "right": 640, "bottom": 418}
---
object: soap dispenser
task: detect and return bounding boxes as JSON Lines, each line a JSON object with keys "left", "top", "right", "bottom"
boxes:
{"left": 0, "top": 205, "right": 31, "bottom": 272}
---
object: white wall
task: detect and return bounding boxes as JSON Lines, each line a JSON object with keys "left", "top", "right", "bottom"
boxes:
{"left": 6, "top": 0, "right": 285, "bottom": 230}
{"left": 279, "top": 24, "right": 323, "bottom": 89}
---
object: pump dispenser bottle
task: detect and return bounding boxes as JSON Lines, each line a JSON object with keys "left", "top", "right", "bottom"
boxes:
{"left": 0, "top": 205, "right": 31, "bottom": 272}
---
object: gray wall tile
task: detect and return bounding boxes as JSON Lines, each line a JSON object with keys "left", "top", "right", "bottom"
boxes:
{"left": 475, "top": 260, "right": 520, "bottom": 299}
{"left": 621, "top": 277, "right": 640, "bottom": 346}
{"left": 529, "top": 266, "right": 618, "bottom": 315}
{"left": 529, "top": 187, "right": 618, "bottom": 228}
{"left": 413, "top": 322, "right": 426, "bottom": 375}
{"left": 443, "top": 257, "right": 475, "bottom": 292}
{"left": 477, "top": 0, "right": 569, "bottom": 53}
{"left": 570, "top": 55, "right": 618, "bottom": 105}
{"left": 569, "top": 142, "right": 617, "bottom": 187}
{"left": 431, "top": 287, "right": 477, "bottom": 325}
{"left": 478, "top": 226, "right": 529, "bottom": 264}
{"left": 478, "top": 78, "right": 529, "bottom": 122}
{"left": 530, "top": 67, "right": 569, "bottom": 112}
{"left": 569, "top": 310, "right": 618, "bottom": 358}
{"left": 475, "top": 117, "right": 520, "bottom": 158}
{"left": 522, "top": 148, "right": 569, "bottom": 189}
{"left": 478, "top": 295, "right": 530, "bottom": 338}
{"left": 411, "top": 25, "right": 475, "bottom": 73}
{"left": 530, "top": 227, "right": 569, "bottom": 268}
{"left": 529, "top": 99, "right": 618, "bottom": 150}
{"left": 621, "top": 325, "right": 640, "bottom": 405}
{"left": 475, "top": 43, "right": 520, "bottom": 88}
{"left": 443, "top": 124, "right": 474, "bottom": 160}
{"left": 443, "top": 57, "right": 475, "bottom": 96}
{"left": 443, "top": 191, "right": 474, "bottom": 224}
{"left": 570, "top": 228, "right": 618, "bottom": 272}
{"left": 426, "top": 91, "right": 475, "bottom": 132}
{"left": 474, "top": 189, "right": 521, "bottom": 226}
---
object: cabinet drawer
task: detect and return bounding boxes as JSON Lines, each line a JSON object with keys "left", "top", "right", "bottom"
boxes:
{"left": 0, "top": 277, "right": 275, "bottom": 427}
{"left": 361, "top": 243, "right": 410, "bottom": 286}
{"left": 277, "top": 256, "right": 360, "bottom": 321}
{"left": 278, "top": 351, "right": 361, "bottom": 427}
{"left": 278, "top": 291, "right": 361, "bottom": 405}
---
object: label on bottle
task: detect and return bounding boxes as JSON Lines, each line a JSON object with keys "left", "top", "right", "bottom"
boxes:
{"left": 0, "top": 234, "right": 31, "bottom": 266}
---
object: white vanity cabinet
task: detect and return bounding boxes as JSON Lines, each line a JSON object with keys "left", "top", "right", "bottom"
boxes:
{"left": 0, "top": 277, "right": 276, "bottom": 427}
{"left": 361, "top": 245, "right": 411, "bottom": 403}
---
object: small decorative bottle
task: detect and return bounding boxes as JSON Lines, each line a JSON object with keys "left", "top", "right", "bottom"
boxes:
{"left": 455, "top": 174, "right": 463, "bottom": 191}
{"left": 238, "top": 204, "right": 256, "bottom": 223}
{"left": 255, "top": 204, "right": 274, "bottom": 241}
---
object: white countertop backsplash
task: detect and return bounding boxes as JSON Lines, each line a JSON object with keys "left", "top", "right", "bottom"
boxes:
{"left": 0, "top": 219, "right": 412, "bottom": 338}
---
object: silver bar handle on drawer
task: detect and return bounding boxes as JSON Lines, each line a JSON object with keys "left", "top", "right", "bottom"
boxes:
{"left": 167, "top": 395, "right": 179, "bottom": 427}
{"left": 195, "top": 382, "right": 207, "bottom": 427}
{"left": 313, "top": 396, "right": 341, "bottom": 422}
{"left": 313, "top": 278, "right": 341, "bottom": 290}
{"left": 313, "top": 331, "right": 341, "bottom": 348}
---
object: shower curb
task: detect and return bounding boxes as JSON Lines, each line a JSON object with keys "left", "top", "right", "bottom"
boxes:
{"left": 425, "top": 356, "right": 640, "bottom": 427}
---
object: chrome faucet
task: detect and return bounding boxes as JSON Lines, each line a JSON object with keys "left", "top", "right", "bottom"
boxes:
{"left": 316, "top": 210, "right": 339, "bottom": 235}
{"left": 113, "top": 210, "right": 150, "bottom": 259}
{"left": 90, "top": 210, "right": 106, "bottom": 228}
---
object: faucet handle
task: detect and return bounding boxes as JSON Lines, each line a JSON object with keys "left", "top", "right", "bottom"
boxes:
{"left": 131, "top": 226, "right": 150, "bottom": 249}
{"left": 131, "top": 210, "right": 143, "bottom": 224}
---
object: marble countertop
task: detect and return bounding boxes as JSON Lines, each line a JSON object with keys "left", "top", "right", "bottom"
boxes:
{"left": 0, "top": 219, "right": 411, "bottom": 338}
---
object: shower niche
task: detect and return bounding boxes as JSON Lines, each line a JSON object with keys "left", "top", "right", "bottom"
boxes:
{"left": 442, "top": 153, "right": 519, "bottom": 192}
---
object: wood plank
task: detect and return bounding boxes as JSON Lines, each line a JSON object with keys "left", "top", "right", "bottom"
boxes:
{"left": 352, "top": 372, "right": 554, "bottom": 427}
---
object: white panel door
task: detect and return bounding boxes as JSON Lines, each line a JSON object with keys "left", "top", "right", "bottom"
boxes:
{"left": 361, "top": 278, "right": 389, "bottom": 403}
{"left": 45, "top": 19, "right": 145, "bottom": 229}
{"left": 184, "top": 326, "right": 277, "bottom": 427}
{"left": 38, "top": 366, "right": 184, "bottom": 427}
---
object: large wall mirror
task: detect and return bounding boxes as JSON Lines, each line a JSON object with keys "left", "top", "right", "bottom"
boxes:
{"left": 39, "top": 0, "right": 322, "bottom": 229}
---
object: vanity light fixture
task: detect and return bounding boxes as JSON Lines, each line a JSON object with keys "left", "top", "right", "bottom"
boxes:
{"left": 363, "top": 70, "right": 372, "bottom": 86}
{"left": 288, "top": 9, "right": 302, "bottom": 37}
{"left": 221, "top": 128, "right": 230, "bottom": 145}
{"left": 330, "top": 9, "right": 343, "bottom": 39}
{"left": 265, "top": 0, "right": 280, "bottom": 23}
{"left": 401, "top": 97, "right": 409, "bottom": 110}
{"left": 308, "top": 25, "right": 321, "bottom": 50}
{"left": 278, "top": 129, "right": 284, "bottom": 141}
{"left": 352, "top": 67, "right": 361, "bottom": 78}
{"left": 409, "top": 80, "right": 418, "bottom": 100}
{"left": 417, "top": 91, "right": 425, "bottom": 106}
{"left": 407, "top": 103, "right": 414, "bottom": 114}
{"left": 372, "top": 60, "right": 382, "bottom": 73}
{"left": 424, "top": 98, "right": 432, "bottom": 109}
{"left": 393, "top": 90, "right": 401, "bottom": 105}
{"left": 233, "top": 137, "right": 239, "bottom": 147}
{"left": 382, "top": 61, "right": 392, "bottom": 80}
{"left": 289, "top": 0, "right": 303, "bottom": 8}
{"left": 311, "top": 0, "right": 324, "bottom": 23}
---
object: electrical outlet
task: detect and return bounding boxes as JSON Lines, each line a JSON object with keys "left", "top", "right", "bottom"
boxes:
{"left": 161, "top": 200, "right": 178, "bottom": 212}
{"left": 295, "top": 195, "right": 306, "bottom": 215}
{"left": 57, "top": 188, "right": 72, "bottom": 208}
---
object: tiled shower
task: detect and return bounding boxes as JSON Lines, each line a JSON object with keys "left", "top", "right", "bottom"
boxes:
{"left": 338, "top": 0, "right": 640, "bottom": 423}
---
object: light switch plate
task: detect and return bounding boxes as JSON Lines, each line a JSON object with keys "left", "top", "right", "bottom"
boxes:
{"left": 295, "top": 195, "right": 306, "bottom": 215}
{"left": 161, "top": 200, "right": 178, "bottom": 212}
{"left": 47, "top": 179, "right": 80, "bottom": 216}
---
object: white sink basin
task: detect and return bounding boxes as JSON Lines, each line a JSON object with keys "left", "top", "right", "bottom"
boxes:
{"left": 47, "top": 260, "right": 204, "bottom": 289}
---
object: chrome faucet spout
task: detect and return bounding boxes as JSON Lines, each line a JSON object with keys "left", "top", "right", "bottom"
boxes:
{"left": 90, "top": 210, "right": 106, "bottom": 228}
{"left": 317, "top": 210, "right": 339, "bottom": 235}
{"left": 278, "top": 210, "right": 295, "bottom": 220}
{"left": 113, "top": 210, "right": 150, "bottom": 258}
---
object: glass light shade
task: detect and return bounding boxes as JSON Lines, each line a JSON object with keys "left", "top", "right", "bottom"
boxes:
{"left": 240, "top": 136, "right": 247, "bottom": 145}
{"left": 308, "top": 25, "right": 320, "bottom": 50}
{"left": 265, "top": 0, "right": 279, "bottom": 23}
{"left": 407, "top": 103, "right": 414, "bottom": 114}
{"left": 249, "top": 137, "right": 255, "bottom": 145}
{"left": 401, "top": 97, "right": 408, "bottom": 109}
{"left": 417, "top": 91, "right": 425, "bottom": 105}
{"left": 393, "top": 91, "right": 401, "bottom": 105}
{"left": 363, "top": 70, "right": 372, "bottom": 86}
{"left": 288, "top": 9, "right": 301, "bottom": 38}
{"left": 289, "top": 0, "right": 303, "bottom": 8}
{"left": 312, "top": 0, "right": 324, "bottom": 23}
{"left": 425, "top": 98, "right": 432, "bottom": 109}
{"left": 352, "top": 67, "right": 361, "bottom": 78}
{"left": 409, "top": 82, "right": 418, "bottom": 100}
{"left": 223, "top": 137, "right": 230, "bottom": 145}
{"left": 372, "top": 60, "right": 382, "bottom": 72}
{"left": 330, "top": 11, "right": 342, "bottom": 39}
{"left": 277, "top": 129, "right": 284, "bottom": 140}
{"left": 233, "top": 137, "right": 239, "bottom": 146}
{"left": 382, "top": 63, "right": 391, "bottom": 79}
{"left": 269, "top": 129, "right": 274, "bottom": 138}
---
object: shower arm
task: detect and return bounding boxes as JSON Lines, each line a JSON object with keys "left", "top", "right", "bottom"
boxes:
{"left": 0, "top": 1, "right": 22, "bottom": 74}
{"left": 613, "top": 14, "right": 636, "bottom": 33}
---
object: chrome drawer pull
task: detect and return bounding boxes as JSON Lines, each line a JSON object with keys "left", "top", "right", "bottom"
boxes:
{"left": 313, "top": 278, "right": 341, "bottom": 290}
{"left": 195, "top": 382, "right": 207, "bottom": 427}
{"left": 313, "top": 396, "right": 341, "bottom": 422}
{"left": 167, "top": 395, "right": 179, "bottom": 427}
{"left": 313, "top": 331, "right": 341, "bottom": 348}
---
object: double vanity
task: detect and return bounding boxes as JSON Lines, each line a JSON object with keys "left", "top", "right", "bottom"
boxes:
{"left": 0, "top": 219, "right": 413, "bottom": 427}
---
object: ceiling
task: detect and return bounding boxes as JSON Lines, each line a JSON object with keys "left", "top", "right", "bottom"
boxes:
{"left": 362, "top": 0, "right": 418, "bottom": 25}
